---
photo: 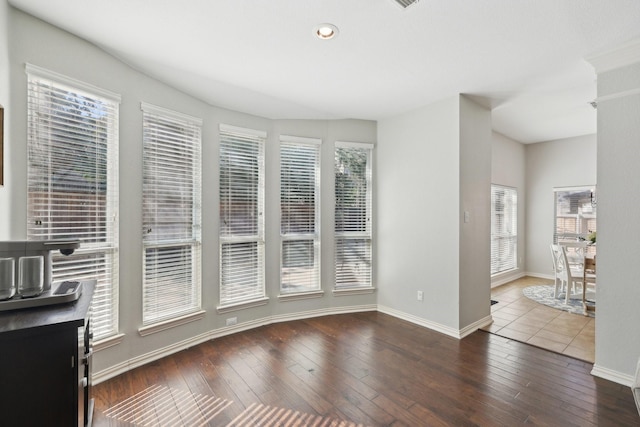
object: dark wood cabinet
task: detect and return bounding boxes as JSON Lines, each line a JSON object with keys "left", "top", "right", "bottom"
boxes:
{"left": 0, "top": 281, "right": 95, "bottom": 426}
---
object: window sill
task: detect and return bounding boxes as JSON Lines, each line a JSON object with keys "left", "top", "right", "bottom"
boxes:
{"left": 332, "top": 287, "right": 376, "bottom": 296}
{"left": 94, "top": 333, "right": 125, "bottom": 352}
{"left": 217, "top": 297, "right": 269, "bottom": 314}
{"left": 138, "top": 310, "right": 206, "bottom": 337}
{"left": 278, "top": 290, "right": 324, "bottom": 302}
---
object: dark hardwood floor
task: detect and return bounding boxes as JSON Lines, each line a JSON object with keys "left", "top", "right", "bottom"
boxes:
{"left": 92, "top": 312, "right": 639, "bottom": 426}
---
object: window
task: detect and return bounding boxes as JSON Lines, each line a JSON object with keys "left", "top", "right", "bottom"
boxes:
{"left": 280, "top": 135, "right": 321, "bottom": 294}
{"left": 335, "top": 142, "right": 373, "bottom": 289}
{"left": 219, "top": 124, "right": 266, "bottom": 307}
{"left": 490, "top": 185, "right": 517, "bottom": 275}
{"left": 554, "top": 186, "right": 596, "bottom": 255}
{"left": 141, "top": 103, "right": 202, "bottom": 327}
{"left": 27, "top": 64, "right": 120, "bottom": 341}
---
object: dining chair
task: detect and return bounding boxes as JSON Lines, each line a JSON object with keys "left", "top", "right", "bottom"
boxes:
{"left": 550, "top": 244, "right": 564, "bottom": 298}
{"left": 582, "top": 256, "right": 596, "bottom": 315}
{"left": 558, "top": 245, "right": 584, "bottom": 304}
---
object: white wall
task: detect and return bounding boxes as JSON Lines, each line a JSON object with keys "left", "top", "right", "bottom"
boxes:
{"left": 524, "top": 134, "right": 597, "bottom": 277}
{"left": 591, "top": 55, "right": 640, "bottom": 382}
{"left": 5, "top": 7, "right": 377, "bottom": 378}
{"left": 491, "top": 132, "right": 526, "bottom": 287}
{"left": 376, "top": 95, "right": 492, "bottom": 335}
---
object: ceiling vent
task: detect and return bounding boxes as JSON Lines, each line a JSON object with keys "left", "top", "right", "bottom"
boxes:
{"left": 393, "top": 0, "right": 420, "bottom": 9}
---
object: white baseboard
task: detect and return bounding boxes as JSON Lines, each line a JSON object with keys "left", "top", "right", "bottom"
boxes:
{"left": 591, "top": 364, "right": 635, "bottom": 387}
{"left": 377, "top": 304, "right": 476, "bottom": 339}
{"left": 524, "top": 271, "right": 554, "bottom": 281}
{"left": 93, "top": 304, "right": 377, "bottom": 385}
{"left": 491, "top": 272, "right": 525, "bottom": 288}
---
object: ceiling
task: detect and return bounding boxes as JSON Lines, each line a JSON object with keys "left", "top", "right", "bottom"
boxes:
{"left": 9, "top": 0, "right": 640, "bottom": 143}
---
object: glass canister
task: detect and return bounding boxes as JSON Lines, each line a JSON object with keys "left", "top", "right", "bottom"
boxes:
{"left": 0, "top": 257, "right": 15, "bottom": 300}
{"left": 18, "top": 255, "right": 44, "bottom": 298}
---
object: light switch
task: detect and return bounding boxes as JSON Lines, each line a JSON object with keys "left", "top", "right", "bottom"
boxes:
{"left": 464, "top": 211, "right": 470, "bottom": 223}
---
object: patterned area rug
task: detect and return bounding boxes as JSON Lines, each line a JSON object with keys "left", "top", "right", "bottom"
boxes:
{"left": 523, "top": 285, "right": 595, "bottom": 318}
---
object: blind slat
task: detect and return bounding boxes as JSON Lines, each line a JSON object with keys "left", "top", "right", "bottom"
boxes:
{"left": 335, "top": 144, "right": 373, "bottom": 289}
{"left": 219, "top": 127, "right": 266, "bottom": 306}
{"left": 142, "top": 107, "right": 202, "bottom": 325}
{"left": 27, "top": 72, "right": 120, "bottom": 341}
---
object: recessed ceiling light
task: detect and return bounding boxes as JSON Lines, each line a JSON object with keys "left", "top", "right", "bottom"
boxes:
{"left": 315, "top": 23, "right": 339, "bottom": 40}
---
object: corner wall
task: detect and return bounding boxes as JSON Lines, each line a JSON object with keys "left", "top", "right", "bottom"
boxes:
{"left": 376, "top": 95, "right": 492, "bottom": 336}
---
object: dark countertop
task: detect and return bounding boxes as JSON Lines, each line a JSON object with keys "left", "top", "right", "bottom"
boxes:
{"left": 0, "top": 280, "right": 95, "bottom": 336}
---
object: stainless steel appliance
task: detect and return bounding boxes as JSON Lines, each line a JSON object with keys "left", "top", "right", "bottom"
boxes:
{"left": 0, "top": 240, "right": 82, "bottom": 310}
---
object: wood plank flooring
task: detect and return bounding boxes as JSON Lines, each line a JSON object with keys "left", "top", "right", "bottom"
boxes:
{"left": 92, "top": 312, "right": 639, "bottom": 426}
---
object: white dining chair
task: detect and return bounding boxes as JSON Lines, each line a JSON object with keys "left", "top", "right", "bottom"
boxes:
{"left": 557, "top": 245, "right": 584, "bottom": 303}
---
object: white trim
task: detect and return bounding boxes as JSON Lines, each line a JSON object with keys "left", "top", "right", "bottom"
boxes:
{"left": 596, "top": 87, "right": 640, "bottom": 104}
{"left": 524, "top": 272, "right": 555, "bottom": 281}
{"left": 25, "top": 63, "right": 121, "bottom": 103}
{"left": 219, "top": 123, "right": 267, "bottom": 138}
{"left": 377, "top": 304, "right": 462, "bottom": 339}
{"left": 591, "top": 364, "right": 635, "bottom": 387}
{"left": 280, "top": 134, "right": 322, "bottom": 145}
{"left": 216, "top": 297, "right": 270, "bottom": 314}
{"left": 333, "top": 287, "right": 376, "bottom": 296}
{"left": 138, "top": 310, "right": 206, "bottom": 337}
{"left": 140, "top": 102, "right": 203, "bottom": 126}
{"left": 585, "top": 38, "right": 640, "bottom": 74}
{"left": 335, "top": 140, "right": 375, "bottom": 149}
{"left": 553, "top": 185, "right": 596, "bottom": 193}
{"left": 278, "top": 290, "right": 325, "bottom": 302}
{"left": 460, "top": 315, "right": 494, "bottom": 339}
{"left": 93, "top": 333, "right": 125, "bottom": 352}
{"left": 491, "top": 271, "right": 526, "bottom": 288}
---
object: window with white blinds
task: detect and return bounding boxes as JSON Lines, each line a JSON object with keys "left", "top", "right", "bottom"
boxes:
{"left": 142, "top": 103, "right": 202, "bottom": 326}
{"left": 554, "top": 186, "right": 597, "bottom": 255}
{"left": 26, "top": 64, "right": 120, "bottom": 341}
{"left": 219, "top": 124, "right": 266, "bottom": 306}
{"left": 490, "top": 185, "right": 518, "bottom": 275}
{"left": 280, "top": 136, "right": 321, "bottom": 294}
{"left": 335, "top": 142, "right": 373, "bottom": 289}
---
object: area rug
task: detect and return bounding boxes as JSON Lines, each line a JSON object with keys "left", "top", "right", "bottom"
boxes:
{"left": 523, "top": 285, "right": 595, "bottom": 318}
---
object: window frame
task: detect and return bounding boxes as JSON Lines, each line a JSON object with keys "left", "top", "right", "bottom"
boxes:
{"left": 140, "top": 102, "right": 203, "bottom": 332}
{"left": 279, "top": 135, "right": 322, "bottom": 298}
{"left": 490, "top": 184, "right": 518, "bottom": 276}
{"left": 334, "top": 141, "right": 374, "bottom": 292}
{"left": 553, "top": 186, "right": 597, "bottom": 257}
{"left": 218, "top": 124, "right": 267, "bottom": 310}
{"left": 26, "top": 64, "right": 120, "bottom": 342}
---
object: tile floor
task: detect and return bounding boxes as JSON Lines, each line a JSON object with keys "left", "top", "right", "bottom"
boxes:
{"left": 482, "top": 276, "right": 595, "bottom": 362}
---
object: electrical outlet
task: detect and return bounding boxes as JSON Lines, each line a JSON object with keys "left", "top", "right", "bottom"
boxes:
{"left": 417, "top": 290, "right": 424, "bottom": 301}
{"left": 226, "top": 317, "right": 237, "bottom": 326}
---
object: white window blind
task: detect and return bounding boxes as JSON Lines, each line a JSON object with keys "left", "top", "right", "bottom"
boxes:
{"left": 142, "top": 103, "right": 202, "bottom": 325}
{"left": 26, "top": 65, "right": 120, "bottom": 341}
{"left": 335, "top": 142, "right": 373, "bottom": 289}
{"left": 280, "top": 136, "right": 321, "bottom": 294}
{"left": 219, "top": 125, "right": 266, "bottom": 306}
{"left": 554, "top": 186, "right": 597, "bottom": 255}
{"left": 490, "top": 185, "right": 517, "bottom": 275}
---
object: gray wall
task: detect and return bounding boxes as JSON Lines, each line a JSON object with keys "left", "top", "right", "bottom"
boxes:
{"left": 376, "top": 95, "right": 492, "bottom": 335}
{"left": 490, "top": 132, "right": 526, "bottom": 287}
{"left": 593, "top": 59, "right": 640, "bottom": 380}
{"left": 524, "top": 134, "right": 597, "bottom": 277}
{"left": 4, "top": 7, "right": 377, "bottom": 377}
{"left": 0, "top": 0, "right": 10, "bottom": 238}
